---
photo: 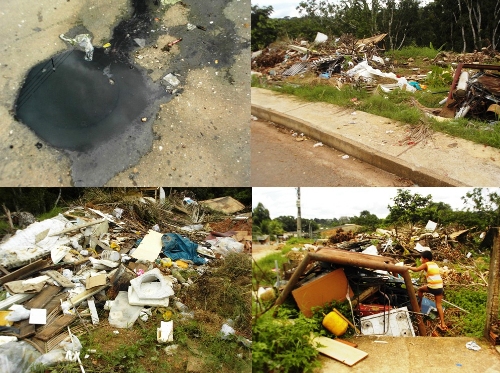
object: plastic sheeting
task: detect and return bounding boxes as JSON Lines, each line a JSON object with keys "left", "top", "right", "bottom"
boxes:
{"left": 0, "top": 341, "right": 41, "bottom": 373}
{"left": 161, "top": 233, "right": 207, "bottom": 265}
{"left": 0, "top": 214, "right": 70, "bottom": 268}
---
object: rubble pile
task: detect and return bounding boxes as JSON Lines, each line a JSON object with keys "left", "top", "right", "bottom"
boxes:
{"left": 0, "top": 192, "right": 251, "bottom": 371}
{"left": 258, "top": 220, "right": 490, "bottom": 342}
{"left": 252, "top": 33, "right": 500, "bottom": 120}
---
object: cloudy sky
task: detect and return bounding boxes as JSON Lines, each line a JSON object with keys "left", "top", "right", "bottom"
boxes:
{"left": 252, "top": 187, "right": 500, "bottom": 220}
{"left": 252, "top": 0, "right": 434, "bottom": 19}
{"left": 252, "top": 0, "right": 302, "bottom": 18}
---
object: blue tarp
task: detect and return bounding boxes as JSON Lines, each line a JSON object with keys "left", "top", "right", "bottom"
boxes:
{"left": 161, "top": 233, "right": 206, "bottom": 265}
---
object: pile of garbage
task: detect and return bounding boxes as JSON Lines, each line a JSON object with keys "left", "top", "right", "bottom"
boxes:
{"left": 0, "top": 191, "right": 251, "bottom": 372}
{"left": 256, "top": 220, "right": 490, "bottom": 340}
{"left": 252, "top": 33, "right": 500, "bottom": 120}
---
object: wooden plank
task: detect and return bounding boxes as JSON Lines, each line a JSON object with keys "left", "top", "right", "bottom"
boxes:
{"left": 314, "top": 336, "right": 368, "bottom": 366}
{"left": 292, "top": 268, "right": 353, "bottom": 317}
{"left": 43, "top": 270, "right": 75, "bottom": 288}
{"left": 16, "top": 319, "right": 36, "bottom": 339}
{"left": 45, "top": 294, "right": 67, "bottom": 315}
{"left": 24, "top": 285, "right": 62, "bottom": 310}
{"left": 336, "top": 338, "right": 358, "bottom": 348}
{"left": 48, "top": 219, "right": 105, "bottom": 236}
{"left": 0, "top": 259, "right": 48, "bottom": 285}
{"left": 35, "top": 314, "right": 76, "bottom": 342}
{"left": 0, "top": 265, "right": 10, "bottom": 276}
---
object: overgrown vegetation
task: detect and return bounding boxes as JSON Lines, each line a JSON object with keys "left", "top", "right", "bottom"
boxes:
{"left": 253, "top": 307, "right": 321, "bottom": 373}
{"left": 252, "top": 69, "right": 500, "bottom": 149}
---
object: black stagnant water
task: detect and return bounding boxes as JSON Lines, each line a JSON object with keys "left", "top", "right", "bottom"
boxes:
{"left": 14, "top": 0, "right": 247, "bottom": 185}
{"left": 16, "top": 48, "right": 163, "bottom": 151}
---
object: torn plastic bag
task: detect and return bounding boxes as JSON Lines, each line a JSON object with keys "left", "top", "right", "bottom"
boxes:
{"left": 59, "top": 33, "right": 94, "bottom": 61}
{"left": 0, "top": 341, "right": 41, "bottom": 373}
{"left": 26, "top": 349, "right": 66, "bottom": 372}
{"left": 161, "top": 233, "right": 207, "bottom": 265}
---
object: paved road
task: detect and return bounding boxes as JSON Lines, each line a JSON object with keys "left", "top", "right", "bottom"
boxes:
{"left": 251, "top": 119, "right": 414, "bottom": 186}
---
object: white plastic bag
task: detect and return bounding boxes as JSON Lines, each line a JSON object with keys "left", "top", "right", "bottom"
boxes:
{"left": 6, "top": 305, "right": 30, "bottom": 322}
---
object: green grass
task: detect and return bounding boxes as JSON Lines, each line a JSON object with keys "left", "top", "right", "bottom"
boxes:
{"left": 38, "top": 207, "right": 63, "bottom": 221}
{"left": 445, "top": 287, "right": 488, "bottom": 337}
{"left": 253, "top": 251, "right": 289, "bottom": 287}
{"left": 252, "top": 71, "right": 500, "bottom": 149}
{"left": 385, "top": 45, "right": 442, "bottom": 61}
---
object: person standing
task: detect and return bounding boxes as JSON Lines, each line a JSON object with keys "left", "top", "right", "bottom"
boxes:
{"left": 407, "top": 250, "right": 447, "bottom": 330}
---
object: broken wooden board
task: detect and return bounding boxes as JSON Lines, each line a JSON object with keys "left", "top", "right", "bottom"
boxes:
{"left": 292, "top": 268, "right": 353, "bottom": 317}
{"left": 131, "top": 229, "right": 163, "bottom": 262}
{"left": 43, "top": 270, "right": 75, "bottom": 288}
{"left": 314, "top": 336, "right": 368, "bottom": 366}
{"left": 15, "top": 319, "right": 36, "bottom": 339}
{"left": 200, "top": 196, "right": 245, "bottom": 214}
{"left": 0, "top": 259, "right": 48, "bottom": 285}
{"left": 86, "top": 273, "right": 107, "bottom": 290}
{"left": 24, "top": 284, "right": 61, "bottom": 310}
{"left": 35, "top": 314, "right": 76, "bottom": 341}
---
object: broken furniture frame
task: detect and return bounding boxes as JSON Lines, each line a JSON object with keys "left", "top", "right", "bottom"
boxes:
{"left": 274, "top": 248, "right": 426, "bottom": 336}
{"left": 442, "top": 63, "right": 500, "bottom": 118}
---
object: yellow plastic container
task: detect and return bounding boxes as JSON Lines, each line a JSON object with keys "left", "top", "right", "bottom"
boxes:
{"left": 0, "top": 311, "right": 12, "bottom": 326}
{"left": 161, "top": 258, "right": 172, "bottom": 268}
{"left": 322, "top": 309, "right": 348, "bottom": 336}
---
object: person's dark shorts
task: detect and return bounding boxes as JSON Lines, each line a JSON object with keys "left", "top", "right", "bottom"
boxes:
{"left": 427, "top": 287, "right": 444, "bottom": 296}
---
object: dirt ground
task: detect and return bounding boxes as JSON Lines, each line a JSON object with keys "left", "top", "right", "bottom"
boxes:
{"left": 251, "top": 118, "right": 415, "bottom": 186}
{"left": 252, "top": 244, "right": 280, "bottom": 261}
{"left": 0, "top": 0, "right": 250, "bottom": 186}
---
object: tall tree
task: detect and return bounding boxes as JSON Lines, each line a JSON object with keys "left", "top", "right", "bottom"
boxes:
{"left": 253, "top": 202, "right": 271, "bottom": 228}
{"left": 387, "top": 189, "right": 432, "bottom": 232}
{"left": 251, "top": 5, "right": 278, "bottom": 51}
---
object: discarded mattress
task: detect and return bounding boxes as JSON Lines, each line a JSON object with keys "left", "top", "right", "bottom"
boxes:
{"left": 161, "top": 233, "right": 206, "bottom": 265}
{"left": 0, "top": 215, "right": 71, "bottom": 268}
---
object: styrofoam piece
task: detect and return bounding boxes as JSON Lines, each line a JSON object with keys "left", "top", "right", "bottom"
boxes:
{"left": 88, "top": 299, "right": 99, "bottom": 325}
{"left": 29, "top": 308, "right": 47, "bottom": 325}
{"left": 51, "top": 245, "right": 72, "bottom": 264}
{"left": 128, "top": 286, "right": 170, "bottom": 307}
{"left": 360, "top": 306, "right": 415, "bottom": 337}
{"left": 0, "top": 214, "right": 70, "bottom": 268}
{"left": 130, "top": 268, "right": 174, "bottom": 299}
{"left": 415, "top": 242, "right": 431, "bottom": 252}
{"left": 425, "top": 220, "right": 438, "bottom": 232}
{"left": 157, "top": 321, "right": 173, "bottom": 343}
{"left": 362, "top": 245, "right": 378, "bottom": 256}
{"left": 108, "top": 291, "right": 143, "bottom": 328}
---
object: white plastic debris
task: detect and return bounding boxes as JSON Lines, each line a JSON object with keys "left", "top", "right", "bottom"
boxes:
{"left": 465, "top": 341, "right": 481, "bottom": 351}
{"left": 6, "top": 305, "right": 31, "bottom": 322}
{"left": 164, "top": 344, "right": 179, "bottom": 355}
{"left": 220, "top": 323, "right": 235, "bottom": 339}
{"left": 186, "top": 23, "right": 197, "bottom": 31}
{"left": 59, "top": 33, "right": 94, "bottom": 61}
{"left": 163, "top": 73, "right": 180, "bottom": 88}
{"left": 313, "top": 142, "right": 323, "bottom": 147}
{"left": 134, "top": 38, "right": 146, "bottom": 48}
{"left": 157, "top": 321, "right": 174, "bottom": 343}
{"left": 342, "top": 155, "right": 350, "bottom": 159}
{"left": 314, "top": 32, "right": 328, "bottom": 44}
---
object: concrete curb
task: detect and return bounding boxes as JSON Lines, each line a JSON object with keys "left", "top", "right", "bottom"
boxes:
{"left": 252, "top": 104, "right": 467, "bottom": 187}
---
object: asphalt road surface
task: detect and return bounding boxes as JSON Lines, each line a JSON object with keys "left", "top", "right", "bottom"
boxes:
{"left": 251, "top": 118, "right": 415, "bottom": 187}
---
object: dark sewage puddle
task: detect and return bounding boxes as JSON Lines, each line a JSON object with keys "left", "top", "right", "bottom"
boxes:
{"left": 14, "top": 0, "right": 247, "bottom": 186}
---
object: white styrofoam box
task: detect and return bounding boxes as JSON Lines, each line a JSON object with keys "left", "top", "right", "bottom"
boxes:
{"left": 360, "top": 306, "right": 415, "bottom": 337}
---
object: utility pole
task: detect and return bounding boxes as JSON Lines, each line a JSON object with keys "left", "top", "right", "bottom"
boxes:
{"left": 296, "top": 187, "right": 302, "bottom": 238}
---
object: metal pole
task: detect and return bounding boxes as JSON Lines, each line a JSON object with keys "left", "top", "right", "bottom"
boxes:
{"left": 402, "top": 270, "right": 426, "bottom": 336}
{"left": 297, "top": 187, "right": 302, "bottom": 238}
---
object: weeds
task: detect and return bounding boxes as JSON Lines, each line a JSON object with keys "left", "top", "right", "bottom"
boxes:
{"left": 253, "top": 307, "right": 321, "bottom": 373}
{"left": 445, "top": 287, "right": 487, "bottom": 337}
{"left": 253, "top": 45, "right": 500, "bottom": 148}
